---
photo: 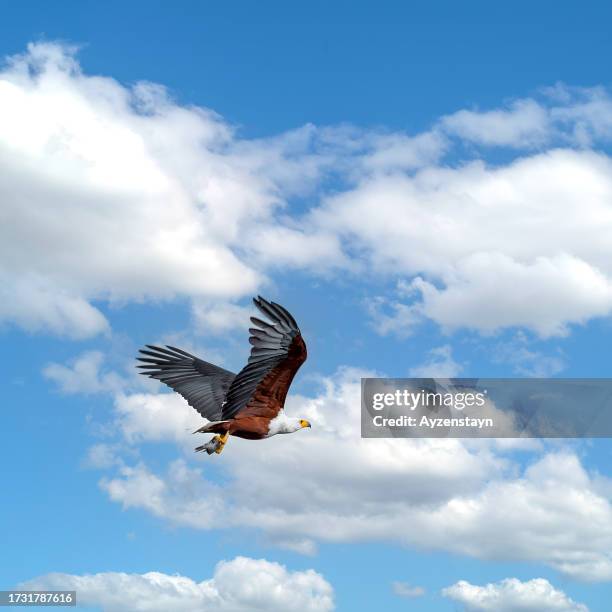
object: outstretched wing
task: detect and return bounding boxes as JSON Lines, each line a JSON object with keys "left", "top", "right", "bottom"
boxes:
{"left": 221, "top": 296, "right": 307, "bottom": 420}
{"left": 136, "top": 345, "right": 236, "bottom": 422}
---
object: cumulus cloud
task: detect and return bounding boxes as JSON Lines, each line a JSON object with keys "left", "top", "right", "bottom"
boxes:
{"left": 322, "top": 149, "right": 612, "bottom": 337}
{"left": 410, "top": 252, "right": 612, "bottom": 337}
{"left": 442, "top": 577, "right": 587, "bottom": 612}
{"left": 5, "top": 42, "right": 612, "bottom": 339}
{"left": 0, "top": 44, "right": 257, "bottom": 336}
{"left": 20, "top": 556, "right": 334, "bottom": 612}
{"left": 97, "top": 369, "right": 612, "bottom": 581}
{"left": 113, "top": 391, "right": 203, "bottom": 444}
{"left": 101, "top": 369, "right": 506, "bottom": 546}
{"left": 0, "top": 43, "right": 446, "bottom": 340}
{"left": 0, "top": 279, "right": 111, "bottom": 339}
{"left": 0, "top": 43, "right": 352, "bottom": 338}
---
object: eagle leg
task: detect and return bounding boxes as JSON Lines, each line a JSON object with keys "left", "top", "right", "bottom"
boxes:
{"left": 214, "top": 431, "right": 230, "bottom": 454}
{"left": 195, "top": 435, "right": 221, "bottom": 454}
{"left": 194, "top": 432, "right": 229, "bottom": 455}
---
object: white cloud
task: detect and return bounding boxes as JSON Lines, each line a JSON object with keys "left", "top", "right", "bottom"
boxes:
{"left": 98, "top": 369, "right": 612, "bottom": 582}
{"left": 410, "top": 252, "right": 612, "bottom": 337}
{"left": 548, "top": 85, "right": 612, "bottom": 146}
{"left": 0, "top": 43, "right": 264, "bottom": 337}
{"left": 441, "top": 99, "right": 551, "bottom": 147}
{"left": 113, "top": 392, "right": 203, "bottom": 444}
{"left": 0, "top": 43, "right": 354, "bottom": 338}
{"left": 442, "top": 577, "right": 587, "bottom": 612}
{"left": 5, "top": 43, "right": 612, "bottom": 339}
{"left": 320, "top": 149, "right": 612, "bottom": 337}
{"left": 43, "top": 351, "right": 124, "bottom": 394}
{"left": 365, "top": 294, "right": 422, "bottom": 338}
{"left": 83, "top": 443, "right": 123, "bottom": 469}
{"left": 441, "top": 86, "right": 612, "bottom": 149}
{"left": 492, "top": 332, "right": 566, "bottom": 377}
{"left": 0, "top": 278, "right": 110, "bottom": 339}
{"left": 361, "top": 131, "right": 447, "bottom": 172}
{"left": 408, "top": 344, "right": 463, "bottom": 377}
{"left": 392, "top": 581, "right": 425, "bottom": 598}
{"left": 191, "top": 300, "right": 253, "bottom": 335}
{"left": 20, "top": 556, "right": 334, "bottom": 612}
{"left": 1, "top": 43, "right": 448, "bottom": 340}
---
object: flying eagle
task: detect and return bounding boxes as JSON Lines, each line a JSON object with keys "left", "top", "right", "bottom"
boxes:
{"left": 136, "top": 296, "right": 309, "bottom": 455}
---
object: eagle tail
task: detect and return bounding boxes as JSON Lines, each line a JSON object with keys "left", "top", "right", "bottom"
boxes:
{"left": 193, "top": 420, "right": 230, "bottom": 434}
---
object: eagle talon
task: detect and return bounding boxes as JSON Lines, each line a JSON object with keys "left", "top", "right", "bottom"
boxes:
{"left": 214, "top": 432, "right": 229, "bottom": 454}
{"left": 195, "top": 434, "right": 226, "bottom": 454}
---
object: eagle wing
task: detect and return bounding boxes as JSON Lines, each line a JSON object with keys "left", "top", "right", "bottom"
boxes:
{"left": 221, "top": 296, "right": 307, "bottom": 421}
{"left": 136, "top": 345, "right": 236, "bottom": 422}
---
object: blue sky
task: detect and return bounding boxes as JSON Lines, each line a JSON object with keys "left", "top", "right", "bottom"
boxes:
{"left": 2, "top": 2, "right": 612, "bottom": 611}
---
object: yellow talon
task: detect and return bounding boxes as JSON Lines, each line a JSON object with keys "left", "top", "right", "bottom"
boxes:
{"left": 215, "top": 432, "right": 229, "bottom": 454}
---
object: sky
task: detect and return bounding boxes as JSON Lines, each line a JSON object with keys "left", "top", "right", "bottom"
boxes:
{"left": 2, "top": 2, "right": 612, "bottom": 610}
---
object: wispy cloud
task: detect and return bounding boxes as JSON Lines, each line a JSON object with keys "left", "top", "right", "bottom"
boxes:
{"left": 441, "top": 98, "right": 551, "bottom": 148}
{"left": 492, "top": 332, "right": 566, "bottom": 377}
{"left": 43, "top": 350, "right": 125, "bottom": 394}
{"left": 408, "top": 344, "right": 463, "bottom": 377}
{"left": 392, "top": 581, "right": 425, "bottom": 598}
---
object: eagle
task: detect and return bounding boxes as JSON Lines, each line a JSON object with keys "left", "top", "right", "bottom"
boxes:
{"left": 136, "top": 296, "right": 309, "bottom": 455}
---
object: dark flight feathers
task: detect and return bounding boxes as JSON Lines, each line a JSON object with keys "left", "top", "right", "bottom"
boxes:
{"left": 221, "top": 296, "right": 306, "bottom": 419}
{"left": 136, "top": 344, "right": 235, "bottom": 421}
{"left": 136, "top": 296, "right": 307, "bottom": 422}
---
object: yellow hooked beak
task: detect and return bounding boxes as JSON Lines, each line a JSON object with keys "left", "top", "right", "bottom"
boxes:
{"left": 300, "top": 419, "right": 312, "bottom": 429}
